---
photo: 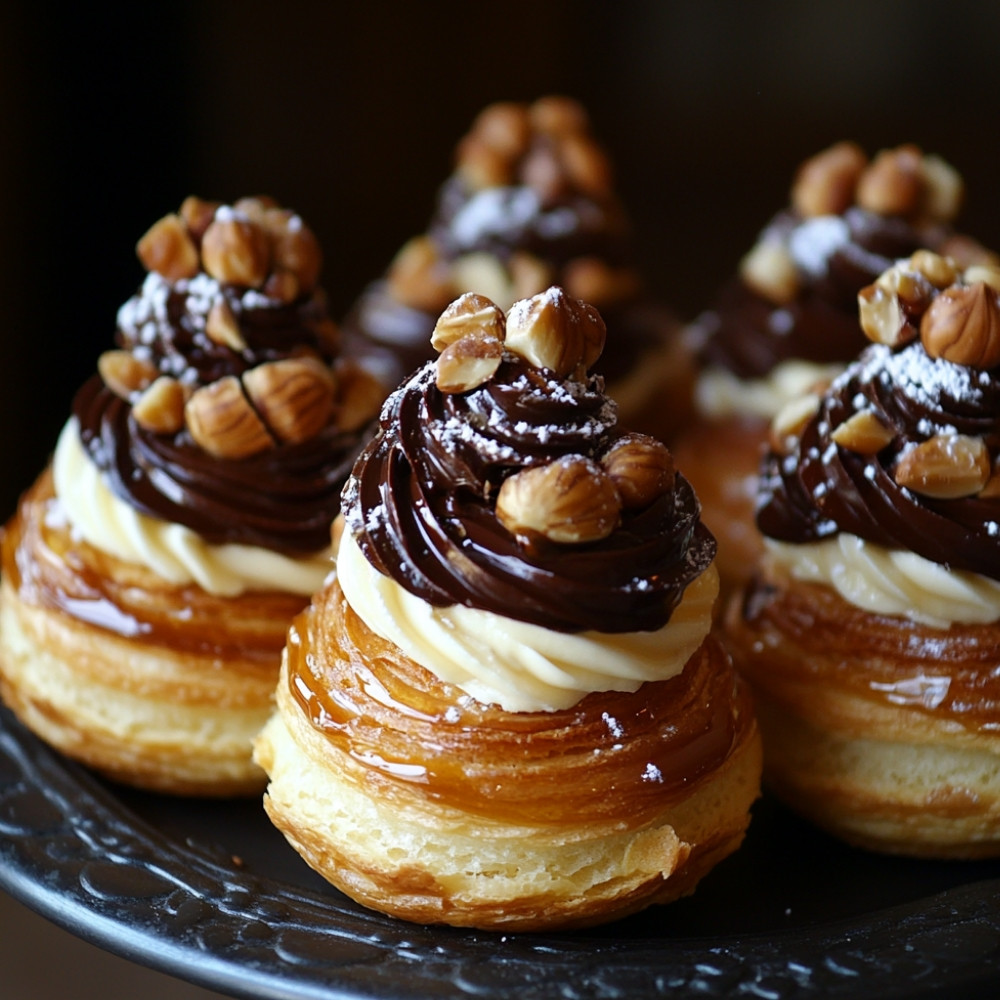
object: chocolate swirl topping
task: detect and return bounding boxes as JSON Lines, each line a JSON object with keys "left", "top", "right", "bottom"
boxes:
{"left": 756, "top": 340, "right": 1000, "bottom": 578}
{"left": 342, "top": 356, "right": 715, "bottom": 633}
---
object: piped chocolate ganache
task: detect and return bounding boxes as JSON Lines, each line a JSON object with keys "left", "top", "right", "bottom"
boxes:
{"left": 694, "top": 142, "right": 994, "bottom": 382}
{"left": 757, "top": 251, "right": 1000, "bottom": 579}
{"left": 71, "top": 196, "right": 383, "bottom": 555}
{"left": 343, "top": 287, "right": 714, "bottom": 634}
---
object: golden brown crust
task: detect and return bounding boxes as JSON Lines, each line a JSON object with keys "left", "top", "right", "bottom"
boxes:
{"left": 254, "top": 578, "right": 762, "bottom": 930}
{"left": 724, "top": 568, "right": 1000, "bottom": 857}
{"left": 0, "top": 471, "right": 305, "bottom": 796}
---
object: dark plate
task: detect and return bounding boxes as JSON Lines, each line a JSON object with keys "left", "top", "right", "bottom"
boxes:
{"left": 1, "top": 704, "right": 999, "bottom": 1000}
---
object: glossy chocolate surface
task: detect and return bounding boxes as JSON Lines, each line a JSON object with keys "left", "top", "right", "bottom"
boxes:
{"left": 342, "top": 357, "right": 715, "bottom": 633}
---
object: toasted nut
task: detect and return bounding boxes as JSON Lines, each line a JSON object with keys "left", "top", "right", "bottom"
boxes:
{"left": 205, "top": 299, "right": 246, "bottom": 351}
{"left": 435, "top": 330, "right": 503, "bottom": 393}
{"left": 505, "top": 286, "right": 606, "bottom": 379}
{"left": 201, "top": 214, "right": 271, "bottom": 287}
{"left": 739, "top": 239, "right": 800, "bottom": 305}
{"left": 470, "top": 102, "right": 531, "bottom": 159}
{"left": 185, "top": 376, "right": 274, "bottom": 458}
{"left": 791, "top": 141, "right": 867, "bottom": 218}
{"left": 563, "top": 257, "right": 641, "bottom": 308}
{"left": 264, "top": 210, "right": 322, "bottom": 293}
{"left": 938, "top": 235, "right": 1000, "bottom": 270}
{"left": 529, "top": 96, "right": 589, "bottom": 137}
{"left": 451, "top": 253, "right": 516, "bottom": 311}
{"left": 178, "top": 196, "right": 220, "bottom": 242}
{"left": 430, "top": 292, "right": 506, "bottom": 352}
{"left": 770, "top": 393, "right": 821, "bottom": 453}
{"left": 601, "top": 435, "right": 675, "bottom": 510}
{"left": 386, "top": 236, "right": 456, "bottom": 312}
{"left": 857, "top": 283, "right": 917, "bottom": 347}
{"left": 496, "top": 455, "right": 621, "bottom": 544}
{"left": 558, "top": 133, "right": 612, "bottom": 196}
{"left": 831, "top": 410, "right": 895, "bottom": 454}
{"left": 232, "top": 195, "right": 278, "bottom": 223}
{"left": 908, "top": 250, "right": 957, "bottom": 290}
{"left": 136, "top": 213, "right": 200, "bottom": 281}
{"left": 262, "top": 268, "right": 301, "bottom": 303}
{"left": 455, "top": 135, "right": 514, "bottom": 189}
{"left": 919, "top": 155, "right": 963, "bottom": 223}
{"left": 963, "top": 264, "right": 1000, "bottom": 293}
{"left": 132, "top": 376, "right": 186, "bottom": 434}
{"left": 894, "top": 434, "right": 991, "bottom": 499}
{"left": 508, "top": 252, "right": 554, "bottom": 300}
{"left": 334, "top": 363, "right": 385, "bottom": 432}
{"left": 98, "top": 350, "right": 158, "bottom": 399}
{"left": 874, "top": 263, "right": 935, "bottom": 312}
{"left": 856, "top": 145, "right": 923, "bottom": 217}
{"left": 242, "top": 357, "right": 336, "bottom": 444}
{"left": 920, "top": 283, "right": 1000, "bottom": 368}
{"left": 520, "top": 144, "right": 568, "bottom": 202}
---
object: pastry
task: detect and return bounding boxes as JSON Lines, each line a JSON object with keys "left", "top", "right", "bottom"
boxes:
{"left": 724, "top": 251, "right": 1000, "bottom": 857}
{"left": 341, "top": 96, "right": 692, "bottom": 438}
{"left": 255, "top": 287, "right": 762, "bottom": 930}
{"left": 674, "top": 141, "right": 996, "bottom": 596}
{"left": 0, "top": 196, "right": 384, "bottom": 795}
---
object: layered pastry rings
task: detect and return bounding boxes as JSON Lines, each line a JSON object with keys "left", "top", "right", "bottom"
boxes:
{"left": 675, "top": 142, "right": 996, "bottom": 596}
{"left": 256, "top": 287, "right": 762, "bottom": 930}
{"left": 342, "top": 97, "right": 691, "bottom": 438}
{"left": 725, "top": 251, "right": 1000, "bottom": 857}
{"left": 0, "top": 197, "right": 383, "bottom": 795}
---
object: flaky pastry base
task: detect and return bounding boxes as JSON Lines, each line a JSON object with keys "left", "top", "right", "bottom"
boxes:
{"left": 725, "top": 568, "right": 1000, "bottom": 858}
{"left": 0, "top": 470, "right": 307, "bottom": 796}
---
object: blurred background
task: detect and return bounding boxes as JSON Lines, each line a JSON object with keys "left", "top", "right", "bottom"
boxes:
{"left": 2, "top": 1, "right": 1000, "bottom": 996}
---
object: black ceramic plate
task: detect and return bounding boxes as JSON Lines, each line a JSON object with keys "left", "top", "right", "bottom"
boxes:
{"left": 1, "top": 704, "right": 999, "bottom": 1000}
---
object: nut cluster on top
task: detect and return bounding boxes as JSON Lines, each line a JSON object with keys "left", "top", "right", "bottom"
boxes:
{"left": 429, "top": 287, "right": 676, "bottom": 546}
{"left": 98, "top": 196, "right": 383, "bottom": 460}
{"left": 740, "top": 142, "right": 967, "bottom": 306}
{"left": 385, "top": 97, "right": 640, "bottom": 316}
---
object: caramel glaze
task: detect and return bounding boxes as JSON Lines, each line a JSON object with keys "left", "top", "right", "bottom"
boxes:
{"left": 4, "top": 472, "right": 303, "bottom": 668}
{"left": 288, "top": 578, "right": 755, "bottom": 830}
{"left": 733, "top": 571, "right": 1000, "bottom": 730}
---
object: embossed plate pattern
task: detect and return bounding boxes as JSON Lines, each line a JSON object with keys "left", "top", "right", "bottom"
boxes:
{"left": 1, "top": 704, "right": 999, "bottom": 1000}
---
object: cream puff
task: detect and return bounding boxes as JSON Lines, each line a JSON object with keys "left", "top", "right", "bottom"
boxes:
{"left": 0, "top": 196, "right": 384, "bottom": 796}
{"left": 341, "top": 96, "right": 692, "bottom": 439}
{"left": 255, "top": 287, "right": 761, "bottom": 930}
{"left": 675, "top": 142, "right": 995, "bottom": 597}
{"left": 724, "top": 251, "right": 1000, "bottom": 857}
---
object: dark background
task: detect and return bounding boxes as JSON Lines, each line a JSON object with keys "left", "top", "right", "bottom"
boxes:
{"left": 4, "top": 0, "right": 1000, "bottom": 519}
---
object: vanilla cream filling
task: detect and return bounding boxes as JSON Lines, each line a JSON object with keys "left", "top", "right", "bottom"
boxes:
{"left": 695, "top": 359, "right": 842, "bottom": 421}
{"left": 53, "top": 419, "right": 332, "bottom": 597}
{"left": 766, "top": 534, "right": 1000, "bottom": 628}
{"left": 336, "top": 528, "right": 718, "bottom": 712}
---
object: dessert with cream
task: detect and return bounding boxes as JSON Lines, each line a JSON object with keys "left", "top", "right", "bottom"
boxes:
{"left": 255, "top": 287, "right": 762, "bottom": 930}
{"left": 0, "top": 196, "right": 383, "bottom": 795}
{"left": 724, "top": 251, "right": 1000, "bottom": 856}
{"left": 674, "top": 142, "right": 995, "bottom": 596}
{"left": 342, "top": 96, "right": 692, "bottom": 438}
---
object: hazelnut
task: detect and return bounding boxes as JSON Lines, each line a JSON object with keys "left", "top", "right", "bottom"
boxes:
{"left": 920, "top": 282, "right": 1000, "bottom": 368}
{"left": 770, "top": 393, "right": 821, "bottom": 453}
{"left": 508, "top": 252, "right": 554, "bottom": 301}
{"left": 739, "top": 239, "right": 800, "bottom": 305}
{"left": 386, "top": 236, "right": 455, "bottom": 312}
{"left": 262, "top": 269, "right": 301, "bottom": 304}
{"left": 894, "top": 434, "right": 991, "bottom": 499}
{"left": 201, "top": 214, "right": 271, "bottom": 288}
{"left": 791, "top": 141, "right": 867, "bottom": 218}
{"left": 264, "top": 209, "right": 322, "bottom": 293}
{"left": 450, "top": 253, "right": 516, "bottom": 311}
{"left": 131, "top": 376, "right": 186, "bottom": 435}
{"left": 98, "top": 350, "right": 158, "bottom": 399}
{"left": 242, "top": 357, "right": 336, "bottom": 445}
{"left": 205, "top": 299, "right": 246, "bottom": 351}
{"left": 504, "top": 287, "right": 606, "bottom": 379}
{"left": 184, "top": 376, "right": 275, "bottom": 459}
{"left": 334, "top": 363, "right": 385, "bottom": 432}
{"left": 563, "top": 257, "right": 640, "bottom": 309}
{"left": 557, "top": 133, "right": 612, "bottom": 196}
{"left": 435, "top": 330, "right": 503, "bottom": 393}
{"left": 963, "top": 264, "right": 1000, "bottom": 294}
{"left": 874, "top": 262, "right": 935, "bottom": 312}
{"left": 528, "top": 96, "right": 589, "bottom": 137}
{"left": 830, "top": 410, "right": 895, "bottom": 454}
{"left": 919, "top": 155, "right": 963, "bottom": 223}
{"left": 601, "top": 435, "right": 675, "bottom": 510}
{"left": 136, "top": 213, "right": 200, "bottom": 281}
{"left": 495, "top": 456, "right": 621, "bottom": 545}
{"left": 857, "top": 283, "right": 917, "bottom": 348}
{"left": 938, "top": 235, "right": 1000, "bottom": 271}
{"left": 178, "top": 196, "right": 220, "bottom": 242}
{"left": 232, "top": 195, "right": 278, "bottom": 223}
{"left": 470, "top": 102, "right": 531, "bottom": 159}
{"left": 430, "top": 292, "right": 506, "bottom": 353}
{"left": 455, "top": 135, "right": 513, "bottom": 190}
{"left": 856, "top": 145, "right": 924, "bottom": 217}
{"left": 908, "top": 250, "right": 957, "bottom": 290}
